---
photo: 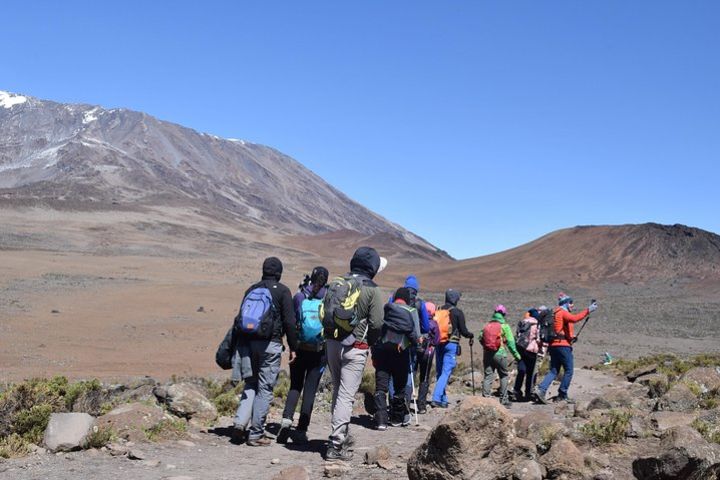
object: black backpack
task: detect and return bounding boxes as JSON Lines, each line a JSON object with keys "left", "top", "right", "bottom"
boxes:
{"left": 379, "top": 303, "right": 415, "bottom": 349}
{"left": 538, "top": 308, "right": 564, "bottom": 343}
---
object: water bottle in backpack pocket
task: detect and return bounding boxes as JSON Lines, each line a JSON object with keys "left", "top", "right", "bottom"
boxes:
{"left": 235, "top": 286, "right": 275, "bottom": 339}
{"left": 298, "top": 297, "right": 324, "bottom": 346}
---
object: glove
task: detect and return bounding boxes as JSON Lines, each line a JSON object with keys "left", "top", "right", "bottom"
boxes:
{"left": 571, "top": 336, "right": 578, "bottom": 344}
{"left": 469, "top": 337, "right": 475, "bottom": 347}
{"left": 514, "top": 354, "right": 521, "bottom": 361}
{"left": 588, "top": 302, "right": 598, "bottom": 313}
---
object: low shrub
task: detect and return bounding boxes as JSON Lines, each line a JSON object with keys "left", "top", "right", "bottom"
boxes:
{"left": 0, "top": 433, "right": 31, "bottom": 459}
{"left": 359, "top": 369, "right": 375, "bottom": 395}
{"left": 12, "top": 404, "right": 52, "bottom": 444}
{"left": 144, "top": 417, "right": 187, "bottom": 442}
{"left": 83, "top": 425, "right": 115, "bottom": 449}
{"left": 273, "top": 371, "right": 291, "bottom": 401}
{"left": 692, "top": 418, "right": 720, "bottom": 444}
{"left": 581, "top": 410, "right": 631, "bottom": 445}
{"left": 64, "top": 379, "right": 102, "bottom": 410}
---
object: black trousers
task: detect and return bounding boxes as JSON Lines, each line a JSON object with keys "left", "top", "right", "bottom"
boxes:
{"left": 282, "top": 349, "right": 325, "bottom": 431}
{"left": 513, "top": 347, "right": 538, "bottom": 398}
{"left": 417, "top": 348, "right": 434, "bottom": 410}
{"left": 373, "top": 345, "right": 410, "bottom": 425}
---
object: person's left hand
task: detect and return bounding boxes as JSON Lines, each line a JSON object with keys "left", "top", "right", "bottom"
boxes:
{"left": 288, "top": 350, "right": 297, "bottom": 364}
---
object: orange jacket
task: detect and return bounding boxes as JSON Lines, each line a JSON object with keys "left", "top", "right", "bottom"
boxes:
{"left": 550, "top": 306, "right": 590, "bottom": 348}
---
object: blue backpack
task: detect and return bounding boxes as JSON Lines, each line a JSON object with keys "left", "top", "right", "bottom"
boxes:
{"left": 298, "top": 296, "right": 324, "bottom": 345}
{"left": 236, "top": 286, "right": 275, "bottom": 339}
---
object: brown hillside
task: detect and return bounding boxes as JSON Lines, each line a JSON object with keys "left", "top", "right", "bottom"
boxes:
{"left": 417, "top": 223, "right": 720, "bottom": 291}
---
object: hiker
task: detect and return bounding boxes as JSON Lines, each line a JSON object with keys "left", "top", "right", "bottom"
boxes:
{"left": 512, "top": 308, "right": 542, "bottom": 401}
{"left": 481, "top": 304, "right": 521, "bottom": 407}
{"left": 276, "top": 266, "right": 329, "bottom": 445}
{"left": 233, "top": 257, "right": 298, "bottom": 446}
{"left": 430, "top": 289, "right": 474, "bottom": 408}
{"left": 534, "top": 293, "right": 598, "bottom": 404}
{"left": 323, "top": 247, "right": 387, "bottom": 461}
{"left": 373, "top": 287, "right": 420, "bottom": 430}
{"left": 387, "top": 276, "right": 429, "bottom": 404}
{"left": 416, "top": 301, "right": 440, "bottom": 413}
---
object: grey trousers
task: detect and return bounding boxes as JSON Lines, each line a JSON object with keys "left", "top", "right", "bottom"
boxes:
{"left": 326, "top": 339, "right": 368, "bottom": 449}
{"left": 234, "top": 340, "right": 283, "bottom": 440}
{"left": 482, "top": 350, "right": 510, "bottom": 402}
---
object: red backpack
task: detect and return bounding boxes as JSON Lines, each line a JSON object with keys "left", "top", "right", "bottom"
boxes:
{"left": 481, "top": 321, "right": 503, "bottom": 351}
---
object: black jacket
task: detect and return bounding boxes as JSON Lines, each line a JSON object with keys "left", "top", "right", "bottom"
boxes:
{"left": 443, "top": 289, "right": 473, "bottom": 340}
{"left": 240, "top": 258, "right": 298, "bottom": 351}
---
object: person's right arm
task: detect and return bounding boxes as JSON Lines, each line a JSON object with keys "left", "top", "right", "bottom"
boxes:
{"left": 453, "top": 309, "right": 474, "bottom": 339}
{"left": 560, "top": 308, "right": 589, "bottom": 323}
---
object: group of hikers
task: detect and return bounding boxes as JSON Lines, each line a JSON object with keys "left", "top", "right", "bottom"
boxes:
{"left": 218, "top": 246, "right": 598, "bottom": 461}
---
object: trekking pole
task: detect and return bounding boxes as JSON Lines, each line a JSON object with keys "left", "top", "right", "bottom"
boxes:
{"left": 573, "top": 299, "right": 596, "bottom": 344}
{"left": 409, "top": 361, "right": 420, "bottom": 426}
{"left": 469, "top": 340, "right": 476, "bottom": 396}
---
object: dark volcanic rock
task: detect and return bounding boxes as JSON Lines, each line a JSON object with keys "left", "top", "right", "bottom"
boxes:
{"left": 633, "top": 426, "right": 720, "bottom": 479}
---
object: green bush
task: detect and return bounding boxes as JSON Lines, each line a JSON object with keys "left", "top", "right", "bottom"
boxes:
{"left": 13, "top": 404, "right": 53, "bottom": 444}
{"left": 359, "top": 369, "right": 375, "bottom": 395}
{"left": 581, "top": 410, "right": 631, "bottom": 445}
{"left": 83, "top": 425, "right": 115, "bottom": 449}
{"left": 144, "top": 418, "right": 187, "bottom": 442}
{"left": 65, "top": 379, "right": 102, "bottom": 410}
{"left": 692, "top": 418, "right": 720, "bottom": 444}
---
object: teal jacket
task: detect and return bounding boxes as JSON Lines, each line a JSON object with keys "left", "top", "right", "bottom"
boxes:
{"left": 487, "top": 313, "right": 521, "bottom": 360}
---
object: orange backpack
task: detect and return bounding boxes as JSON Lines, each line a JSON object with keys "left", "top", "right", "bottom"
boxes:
{"left": 435, "top": 307, "right": 453, "bottom": 343}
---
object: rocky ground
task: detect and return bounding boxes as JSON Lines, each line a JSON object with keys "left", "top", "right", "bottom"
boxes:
{"left": 2, "top": 361, "right": 719, "bottom": 480}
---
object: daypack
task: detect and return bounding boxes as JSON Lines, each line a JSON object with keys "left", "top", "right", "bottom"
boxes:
{"left": 482, "top": 321, "right": 503, "bottom": 351}
{"left": 380, "top": 302, "right": 416, "bottom": 349}
{"left": 321, "top": 275, "right": 363, "bottom": 340}
{"left": 298, "top": 296, "right": 324, "bottom": 345}
{"left": 539, "top": 307, "right": 564, "bottom": 344}
{"left": 515, "top": 319, "right": 534, "bottom": 350}
{"left": 435, "top": 307, "right": 453, "bottom": 343}
{"left": 235, "top": 286, "right": 275, "bottom": 339}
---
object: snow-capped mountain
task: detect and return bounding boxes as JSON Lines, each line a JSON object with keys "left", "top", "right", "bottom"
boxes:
{"left": 0, "top": 90, "right": 448, "bottom": 260}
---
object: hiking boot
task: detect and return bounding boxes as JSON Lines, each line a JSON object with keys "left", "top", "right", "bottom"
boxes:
{"left": 376, "top": 423, "right": 387, "bottom": 431}
{"left": 276, "top": 418, "right": 292, "bottom": 444}
{"left": 342, "top": 433, "right": 356, "bottom": 450}
{"left": 533, "top": 387, "right": 548, "bottom": 405}
{"left": 510, "top": 390, "right": 523, "bottom": 402}
{"left": 556, "top": 396, "right": 576, "bottom": 404}
{"left": 430, "top": 400, "right": 448, "bottom": 409}
{"left": 246, "top": 436, "right": 272, "bottom": 447}
{"left": 501, "top": 398, "right": 512, "bottom": 408}
{"left": 293, "top": 430, "right": 308, "bottom": 445}
{"left": 230, "top": 427, "right": 247, "bottom": 445}
{"left": 325, "top": 445, "right": 353, "bottom": 461}
{"left": 417, "top": 406, "right": 427, "bottom": 414}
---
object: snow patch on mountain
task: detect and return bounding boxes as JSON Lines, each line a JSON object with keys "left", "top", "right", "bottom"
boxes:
{"left": 0, "top": 91, "right": 27, "bottom": 109}
{"left": 83, "top": 107, "right": 100, "bottom": 124}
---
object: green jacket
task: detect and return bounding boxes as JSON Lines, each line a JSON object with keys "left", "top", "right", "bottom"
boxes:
{"left": 487, "top": 313, "right": 521, "bottom": 360}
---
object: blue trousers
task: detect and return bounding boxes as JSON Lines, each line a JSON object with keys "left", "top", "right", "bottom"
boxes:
{"left": 431, "top": 342, "right": 457, "bottom": 404}
{"left": 538, "top": 346, "right": 574, "bottom": 398}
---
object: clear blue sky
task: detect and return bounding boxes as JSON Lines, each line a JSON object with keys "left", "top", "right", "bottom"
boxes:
{"left": 2, "top": 1, "right": 719, "bottom": 259}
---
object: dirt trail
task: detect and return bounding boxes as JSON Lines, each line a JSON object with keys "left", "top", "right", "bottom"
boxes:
{"left": 0, "top": 368, "right": 625, "bottom": 480}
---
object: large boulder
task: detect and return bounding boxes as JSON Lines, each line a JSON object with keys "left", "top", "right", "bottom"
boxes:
{"left": 154, "top": 383, "right": 217, "bottom": 422}
{"left": 633, "top": 426, "right": 720, "bottom": 479}
{"left": 539, "top": 437, "right": 586, "bottom": 479}
{"left": 681, "top": 367, "right": 720, "bottom": 394}
{"left": 656, "top": 383, "right": 700, "bottom": 413}
{"left": 43, "top": 413, "right": 95, "bottom": 452}
{"left": 407, "top": 396, "right": 530, "bottom": 480}
{"left": 588, "top": 388, "right": 635, "bottom": 410}
{"left": 96, "top": 402, "right": 167, "bottom": 442}
{"left": 650, "top": 411, "right": 698, "bottom": 433}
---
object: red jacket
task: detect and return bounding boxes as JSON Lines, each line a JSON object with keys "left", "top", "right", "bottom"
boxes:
{"left": 550, "top": 306, "right": 589, "bottom": 348}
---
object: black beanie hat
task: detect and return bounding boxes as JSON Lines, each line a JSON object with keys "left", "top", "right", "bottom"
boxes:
{"left": 310, "top": 266, "right": 329, "bottom": 287}
{"left": 394, "top": 287, "right": 412, "bottom": 304}
{"left": 262, "top": 257, "right": 283, "bottom": 281}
